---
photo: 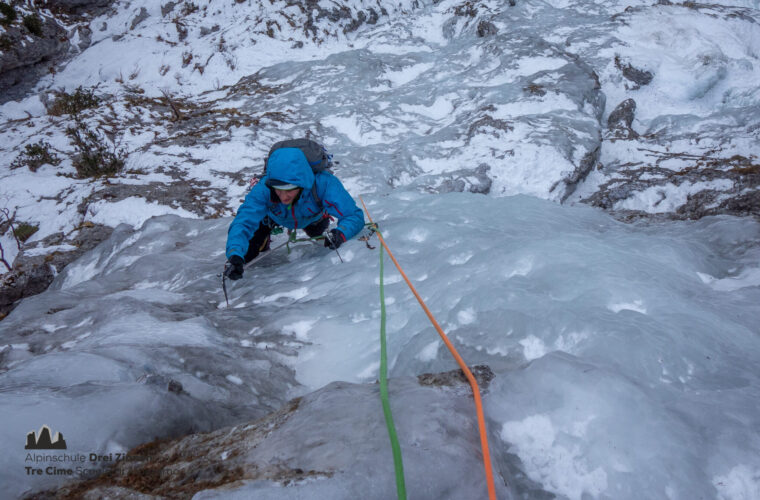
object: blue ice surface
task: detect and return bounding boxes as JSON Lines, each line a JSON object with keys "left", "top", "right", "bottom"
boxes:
{"left": 1, "top": 192, "right": 759, "bottom": 499}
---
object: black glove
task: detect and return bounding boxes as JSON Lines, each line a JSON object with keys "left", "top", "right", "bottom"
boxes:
{"left": 324, "top": 229, "right": 345, "bottom": 250}
{"left": 224, "top": 255, "right": 245, "bottom": 280}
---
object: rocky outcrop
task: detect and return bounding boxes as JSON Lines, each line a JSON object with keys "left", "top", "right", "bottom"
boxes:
{"left": 415, "top": 164, "right": 493, "bottom": 194}
{"left": 0, "top": 167, "right": 232, "bottom": 319}
{"left": 0, "top": 1, "right": 117, "bottom": 103}
{"left": 583, "top": 153, "right": 760, "bottom": 220}
{"left": 476, "top": 20, "right": 498, "bottom": 37}
{"left": 0, "top": 223, "right": 113, "bottom": 320}
{"left": 607, "top": 98, "right": 638, "bottom": 139}
{"left": 78, "top": 181, "right": 228, "bottom": 219}
{"left": 0, "top": 8, "right": 68, "bottom": 103}
{"left": 25, "top": 366, "right": 512, "bottom": 500}
{"left": 42, "top": 0, "right": 115, "bottom": 15}
{"left": 241, "top": 0, "right": 407, "bottom": 43}
{"left": 614, "top": 56, "right": 653, "bottom": 90}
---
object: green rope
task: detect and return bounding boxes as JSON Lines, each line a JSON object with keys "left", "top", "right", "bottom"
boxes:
{"left": 378, "top": 235, "right": 407, "bottom": 499}
{"left": 285, "top": 230, "right": 324, "bottom": 254}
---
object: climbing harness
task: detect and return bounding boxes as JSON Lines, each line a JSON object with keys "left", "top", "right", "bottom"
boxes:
{"left": 359, "top": 197, "right": 498, "bottom": 500}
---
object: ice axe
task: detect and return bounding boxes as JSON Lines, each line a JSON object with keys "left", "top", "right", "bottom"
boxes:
{"left": 219, "top": 230, "right": 340, "bottom": 307}
{"left": 324, "top": 230, "right": 344, "bottom": 263}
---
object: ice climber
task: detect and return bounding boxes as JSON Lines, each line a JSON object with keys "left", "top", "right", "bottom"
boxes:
{"left": 224, "top": 146, "right": 365, "bottom": 280}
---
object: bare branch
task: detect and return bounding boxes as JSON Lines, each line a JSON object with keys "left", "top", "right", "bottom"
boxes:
{"left": 160, "top": 88, "right": 183, "bottom": 122}
{"left": 0, "top": 208, "right": 21, "bottom": 250}
{"left": 0, "top": 238, "right": 10, "bottom": 272}
{"left": 0, "top": 207, "right": 20, "bottom": 272}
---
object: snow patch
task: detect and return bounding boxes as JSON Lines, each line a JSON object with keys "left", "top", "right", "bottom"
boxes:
{"left": 697, "top": 268, "right": 760, "bottom": 292}
{"left": 607, "top": 300, "right": 647, "bottom": 314}
{"left": 416, "top": 340, "right": 440, "bottom": 361}
{"left": 282, "top": 320, "right": 317, "bottom": 341}
{"left": 714, "top": 465, "right": 760, "bottom": 500}
{"left": 87, "top": 197, "right": 198, "bottom": 229}
{"left": 520, "top": 335, "right": 547, "bottom": 361}
{"left": 500, "top": 414, "right": 608, "bottom": 500}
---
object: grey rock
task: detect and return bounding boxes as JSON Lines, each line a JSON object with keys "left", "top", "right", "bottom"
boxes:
{"left": 199, "top": 24, "right": 220, "bottom": 37}
{"left": 466, "top": 114, "right": 514, "bottom": 141}
{"left": 345, "top": 10, "right": 379, "bottom": 33}
{"left": 561, "top": 145, "right": 601, "bottom": 202}
{"left": 676, "top": 171, "right": 760, "bottom": 220}
{"left": 529, "top": 58, "right": 604, "bottom": 201}
{"left": 167, "top": 379, "right": 184, "bottom": 394}
{"left": 607, "top": 98, "right": 639, "bottom": 139}
{"left": 78, "top": 181, "right": 228, "bottom": 219}
{"left": 42, "top": 0, "right": 115, "bottom": 15}
{"left": 30, "top": 370, "right": 513, "bottom": 499}
{"left": 161, "top": 1, "right": 177, "bottom": 17}
{"left": 130, "top": 7, "right": 149, "bottom": 30}
{"left": 476, "top": 20, "right": 498, "bottom": 37}
{"left": 262, "top": 0, "right": 393, "bottom": 41}
{"left": 417, "top": 365, "right": 495, "bottom": 389}
{"left": 584, "top": 152, "right": 760, "bottom": 221}
{"left": 0, "top": 13, "right": 68, "bottom": 104}
{"left": 74, "top": 24, "right": 92, "bottom": 51}
{"left": 615, "top": 56, "right": 653, "bottom": 89}
{"left": 425, "top": 164, "right": 493, "bottom": 195}
{"left": 0, "top": 223, "right": 113, "bottom": 319}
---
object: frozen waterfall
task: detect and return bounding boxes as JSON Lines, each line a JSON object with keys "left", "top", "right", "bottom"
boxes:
{"left": 2, "top": 193, "right": 759, "bottom": 499}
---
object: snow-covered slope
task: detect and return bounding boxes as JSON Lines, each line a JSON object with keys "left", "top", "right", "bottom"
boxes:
{"left": 2, "top": 0, "right": 757, "bottom": 259}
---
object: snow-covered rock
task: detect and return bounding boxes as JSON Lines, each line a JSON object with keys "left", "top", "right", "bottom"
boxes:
{"left": 35, "top": 367, "right": 510, "bottom": 500}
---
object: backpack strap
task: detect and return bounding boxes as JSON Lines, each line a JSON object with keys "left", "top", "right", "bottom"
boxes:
{"left": 312, "top": 182, "right": 323, "bottom": 211}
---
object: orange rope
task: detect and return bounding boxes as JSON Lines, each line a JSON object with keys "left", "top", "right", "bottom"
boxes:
{"left": 359, "top": 197, "right": 497, "bottom": 500}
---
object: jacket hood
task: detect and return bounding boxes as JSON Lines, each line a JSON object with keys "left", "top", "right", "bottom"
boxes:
{"left": 265, "top": 148, "right": 315, "bottom": 190}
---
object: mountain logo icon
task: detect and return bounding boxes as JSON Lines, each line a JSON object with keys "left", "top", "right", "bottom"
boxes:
{"left": 25, "top": 425, "right": 67, "bottom": 450}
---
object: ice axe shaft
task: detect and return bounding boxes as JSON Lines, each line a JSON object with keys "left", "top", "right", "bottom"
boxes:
{"left": 219, "top": 236, "right": 312, "bottom": 307}
{"left": 220, "top": 262, "right": 234, "bottom": 307}
{"left": 220, "top": 230, "right": 343, "bottom": 307}
{"left": 325, "top": 231, "right": 344, "bottom": 263}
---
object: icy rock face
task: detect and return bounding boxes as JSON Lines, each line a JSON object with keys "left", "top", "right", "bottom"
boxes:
{"left": 44, "top": 0, "right": 116, "bottom": 15}
{"left": 0, "top": 216, "right": 300, "bottom": 496}
{"left": 232, "top": 2, "right": 606, "bottom": 202}
{"left": 157, "top": 0, "right": 418, "bottom": 45}
{"left": 0, "top": 222, "right": 113, "bottom": 318}
{"left": 2, "top": 0, "right": 759, "bottom": 309}
{"left": 606, "top": 98, "right": 637, "bottom": 140}
{"left": 0, "top": 6, "right": 69, "bottom": 101}
{"left": 2, "top": 193, "right": 760, "bottom": 499}
{"left": 0, "top": 0, "right": 757, "bottom": 226}
{"left": 566, "top": 2, "right": 760, "bottom": 219}
{"left": 36, "top": 369, "right": 510, "bottom": 500}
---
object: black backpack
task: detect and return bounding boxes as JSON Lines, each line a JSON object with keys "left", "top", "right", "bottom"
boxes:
{"left": 262, "top": 138, "right": 334, "bottom": 208}
{"left": 264, "top": 138, "right": 333, "bottom": 174}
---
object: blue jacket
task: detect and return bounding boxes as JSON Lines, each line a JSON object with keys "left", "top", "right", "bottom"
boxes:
{"left": 226, "top": 148, "right": 365, "bottom": 259}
